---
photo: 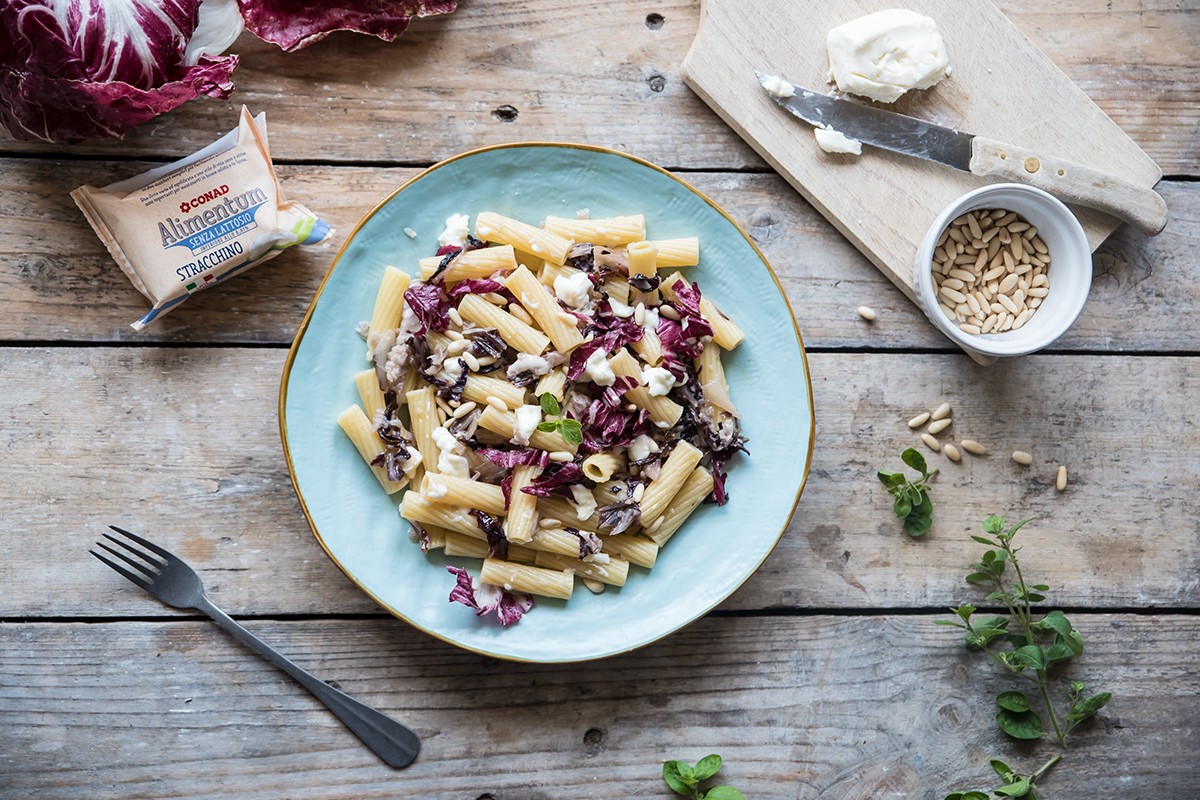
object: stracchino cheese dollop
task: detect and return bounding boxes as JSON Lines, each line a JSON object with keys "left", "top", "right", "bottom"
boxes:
{"left": 826, "top": 9, "right": 951, "bottom": 103}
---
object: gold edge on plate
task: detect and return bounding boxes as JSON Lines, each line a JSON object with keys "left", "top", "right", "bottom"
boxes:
{"left": 277, "top": 141, "right": 816, "bottom": 664}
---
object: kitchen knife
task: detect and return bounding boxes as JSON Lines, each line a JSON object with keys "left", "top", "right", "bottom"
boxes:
{"left": 756, "top": 72, "right": 1167, "bottom": 236}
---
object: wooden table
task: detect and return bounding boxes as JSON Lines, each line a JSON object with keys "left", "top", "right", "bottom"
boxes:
{"left": 2, "top": 3, "right": 1197, "bottom": 797}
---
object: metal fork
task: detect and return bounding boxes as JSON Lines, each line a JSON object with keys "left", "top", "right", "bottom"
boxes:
{"left": 91, "top": 525, "right": 420, "bottom": 768}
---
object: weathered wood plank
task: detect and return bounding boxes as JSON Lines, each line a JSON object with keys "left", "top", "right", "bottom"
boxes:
{"left": 0, "top": 615, "right": 1194, "bottom": 799}
{"left": 0, "top": 1, "right": 1194, "bottom": 173}
{"left": 3, "top": 349, "right": 1197, "bottom": 616}
{"left": 1, "top": 160, "right": 1195, "bottom": 350}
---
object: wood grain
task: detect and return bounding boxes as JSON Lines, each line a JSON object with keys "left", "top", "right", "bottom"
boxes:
{"left": 0, "top": 1, "right": 1193, "bottom": 174}
{"left": 3, "top": 348, "right": 1196, "bottom": 617}
{"left": 1, "top": 614, "right": 1195, "bottom": 799}
{"left": 0, "top": 159, "right": 1195, "bottom": 350}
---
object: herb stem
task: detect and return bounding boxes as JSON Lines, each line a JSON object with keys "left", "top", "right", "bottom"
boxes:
{"left": 1031, "top": 754, "right": 1061, "bottom": 781}
{"left": 1037, "top": 673, "right": 1066, "bottom": 746}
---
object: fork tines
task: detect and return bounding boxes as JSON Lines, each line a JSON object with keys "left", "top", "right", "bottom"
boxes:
{"left": 89, "top": 526, "right": 167, "bottom": 592}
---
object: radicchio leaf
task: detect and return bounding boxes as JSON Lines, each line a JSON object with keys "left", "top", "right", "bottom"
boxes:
{"left": 598, "top": 499, "right": 641, "bottom": 536}
{"left": 467, "top": 328, "right": 508, "bottom": 359}
{"left": 0, "top": 0, "right": 240, "bottom": 143}
{"left": 471, "top": 509, "right": 507, "bottom": 560}
{"left": 577, "top": 396, "right": 651, "bottom": 453}
{"left": 669, "top": 279, "right": 714, "bottom": 339}
{"left": 435, "top": 235, "right": 484, "bottom": 257}
{"left": 474, "top": 447, "right": 550, "bottom": 470}
{"left": 404, "top": 282, "right": 451, "bottom": 334}
{"left": 569, "top": 528, "right": 604, "bottom": 559}
{"left": 519, "top": 461, "right": 585, "bottom": 498}
{"left": 445, "top": 565, "right": 532, "bottom": 627}
{"left": 448, "top": 278, "right": 504, "bottom": 300}
{"left": 238, "top": 0, "right": 456, "bottom": 52}
{"left": 657, "top": 317, "right": 703, "bottom": 382}
{"left": 411, "top": 522, "right": 432, "bottom": 553}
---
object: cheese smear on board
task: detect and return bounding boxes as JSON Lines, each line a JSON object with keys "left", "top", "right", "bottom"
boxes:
{"left": 814, "top": 125, "right": 863, "bottom": 155}
{"left": 71, "top": 107, "right": 330, "bottom": 330}
{"left": 826, "top": 9, "right": 951, "bottom": 103}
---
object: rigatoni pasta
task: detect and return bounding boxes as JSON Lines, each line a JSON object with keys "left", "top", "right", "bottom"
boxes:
{"left": 340, "top": 209, "right": 748, "bottom": 627}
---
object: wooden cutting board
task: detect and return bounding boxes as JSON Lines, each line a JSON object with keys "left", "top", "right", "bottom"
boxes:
{"left": 681, "top": 0, "right": 1163, "bottom": 313}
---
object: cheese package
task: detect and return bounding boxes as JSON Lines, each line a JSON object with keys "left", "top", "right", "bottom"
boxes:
{"left": 71, "top": 107, "right": 330, "bottom": 330}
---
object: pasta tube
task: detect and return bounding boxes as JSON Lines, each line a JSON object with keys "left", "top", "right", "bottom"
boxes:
{"left": 608, "top": 349, "right": 683, "bottom": 427}
{"left": 505, "top": 465, "right": 541, "bottom": 543}
{"left": 336, "top": 405, "right": 408, "bottom": 494}
{"left": 418, "top": 245, "right": 517, "bottom": 281}
{"left": 543, "top": 215, "right": 645, "bottom": 246}
{"left": 639, "top": 441, "right": 703, "bottom": 521}
{"left": 646, "top": 466, "right": 715, "bottom": 546}
{"left": 368, "top": 266, "right": 410, "bottom": 343}
{"left": 504, "top": 265, "right": 585, "bottom": 352}
{"left": 476, "top": 212, "right": 573, "bottom": 265}
{"left": 481, "top": 558, "right": 574, "bottom": 600}
{"left": 534, "top": 552, "right": 630, "bottom": 587}
{"left": 458, "top": 294, "right": 550, "bottom": 355}
{"left": 422, "top": 473, "right": 507, "bottom": 516}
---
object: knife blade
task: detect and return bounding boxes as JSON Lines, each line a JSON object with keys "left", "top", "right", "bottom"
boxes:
{"left": 754, "top": 71, "right": 1167, "bottom": 236}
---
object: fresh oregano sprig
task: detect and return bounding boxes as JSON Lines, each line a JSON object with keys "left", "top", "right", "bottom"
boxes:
{"left": 661, "top": 754, "right": 745, "bottom": 800}
{"left": 946, "top": 755, "right": 1061, "bottom": 800}
{"left": 537, "top": 392, "right": 582, "bottom": 444}
{"left": 878, "top": 447, "right": 938, "bottom": 537}
{"left": 937, "top": 515, "right": 1111, "bottom": 746}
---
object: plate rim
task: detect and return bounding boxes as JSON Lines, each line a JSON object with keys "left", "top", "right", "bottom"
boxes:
{"left": 277, "top": 141, "right": 816, "bottom": 663}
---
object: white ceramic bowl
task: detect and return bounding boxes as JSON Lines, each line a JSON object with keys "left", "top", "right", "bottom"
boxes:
{"left": 915, "top": 183, "right": 1091, "bottom": 358}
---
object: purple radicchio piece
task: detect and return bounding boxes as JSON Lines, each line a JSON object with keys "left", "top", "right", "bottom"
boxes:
{"left": 519, "top": 461, "right": 585, "bottom": 498}
{"left": 370, "top": 414, "right": 416, "bottom": 482}
{"left": 445, "top": 565, "right": 533, "bottom": 627}
{"left": 467, "top": 327, "right": 508, "bottom": 360}
{"left": 577, "top": 395, "right": 651, "bottom": 453}
{"left": 411, "top": 522, "right": 432, "bottom": 553}
{"left": 657, "top": 317, "right": 705, "bottom": 382}
{"left": 470, "top": 509, "right": 508, "bottom": 560}
{"left": 240, "top": 0, "right": 457, "bottom": 53}
{"left": 0, "top": 0, "right": 240, "bottom": 143}
{"left": 448, "top": 278, "right": 504, "bottom": 300}
{"left": 628, "top": 273, "right": 661, "bottom": 292}
{"left": 568, "top": 528, "right": 604, "bottom": 559}
{"left": 404, "top": 282, "right": 451, "bottom": 334}
{"left": 676, "top": 374, "right": 749, "bottom": 506}
{"left": 597, "top": 498, "right": 641, "bottom": 536}
{"left": 669, "top": 279, "right": 715, "bottom": 339}
{"left": 474, "top": 447, "right": 550, "bottom": 470}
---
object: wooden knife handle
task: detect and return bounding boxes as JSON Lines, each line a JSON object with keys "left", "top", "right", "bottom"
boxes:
{"left": 969, "top": 136, "right": 1167, "bottom": 236}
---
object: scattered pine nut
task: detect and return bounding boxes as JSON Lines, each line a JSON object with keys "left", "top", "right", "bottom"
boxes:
{"left": 448, "top": 307, "right": 465, "bottom": 327}
{"left": 857, "top": 305, "right": 877, "bottom": 321}
{"left": 921, "top": 433, "right": 941, "bottom": 452}
{"left": 1056, "top": 465, "right": 1068, "bottom": 492}
{"left": 908, "top": 412, "right": 931, "bottom": 429}
{"left": 943, "top": 443, "right": 961, "bottom": 462}
{"left": 485, "top": 396, "right": 509, "bottom": 413}
{"left": 451, "top": 401, "right": 477, "bottom": 419}
{"left": 583, "top": 578, "right": 606, "bottom": 594}
{"left": 508, "top": 303, "right": 535, "bottom": 326}
{"left": 931, "top": 402, "right": 952, "bottom": 421}
{"left": 539, "top": 517, "right": 562, "bottom": 529}
{"left": 961, "top": 439, "right": 987, "bottom": 456}
{"left": 928, "top": 418, "right": 952, "bottom": 435}
{"left": 1012, "top": 450, "right": 1033, "bottom": 466}
{"left": 548, "top": 450, "right": 574, "bottom": 462}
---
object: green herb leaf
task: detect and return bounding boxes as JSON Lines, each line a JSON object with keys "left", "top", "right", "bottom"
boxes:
{"left": 904, "top": 507, "right": 932, "bottom": 537}
{"left": 964, "top": 572, "right": 991, "bottom": 584}
{"left": 539, "top": 393, "right": 560, "bottom": 416}
{"left": 996, "top": 779, "right": 1032, "bottom": 797}
{"left": 953, "top": 604, "right": 976, "bottom": 621}
{"left": 945, "top": 793, "right": 990, "bottom": 800}
{"left": 877, "top": 470, "right": 906, "bottom": 488}
{"left": 990, "top": 759, "right": 1014, "bottom": 780}
{"left": 701, "top": 787, "right": 745, "bottom": 800}
{"left": 557, "top": 418, "right": 583, "bottom": 444}
{"left": 536, "top": 421, "right": 558, "bottom": 432}
{"left": 693, "top": 754, "right": 722, "bottom": 781}
{"left": 996, "top": 691, "right": 1030, "bottom": 712}
{"left": 970, "top": 535, "right": 996, "bottom": 546}
{"left": 1013, "top": 645, "right": 1046, "bottom": 671}
{"left": 662, "top": 761, "right": 693, "bottom": 796}
{"left": 1067, "top": 691, "right": 1111, "bottom": 722}
{"left": 893, "top": 494, "right": 913, "bottom": 518}
{"left": 982, "top": 515, "right": 1005, "bottom": 535}
{"left": 901, "top": 447, "right": 927, "bottom": 474}
{"left": 1044, "top": 643, "right": 1075, "bottom": 664}
{"left": 996, "top": 708, "right": 1045, "bottom": 740}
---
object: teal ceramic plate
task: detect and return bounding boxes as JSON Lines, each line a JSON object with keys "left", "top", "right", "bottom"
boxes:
{"left": 280, "top": 143, "right": 814, "bottom": 663}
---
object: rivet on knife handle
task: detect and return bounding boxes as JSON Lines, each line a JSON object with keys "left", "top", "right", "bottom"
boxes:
{"left": 968, "top": 136, "right": 1168, "bottom": 236}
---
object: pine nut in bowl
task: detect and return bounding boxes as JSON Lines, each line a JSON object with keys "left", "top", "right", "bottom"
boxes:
{"left": 915, "top": 183, "right": 1091, "bottom": 358}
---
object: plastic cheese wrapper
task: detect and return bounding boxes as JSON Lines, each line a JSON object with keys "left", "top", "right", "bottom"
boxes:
{"left": 71, "top": 107, "right": 331, "bottom": 330}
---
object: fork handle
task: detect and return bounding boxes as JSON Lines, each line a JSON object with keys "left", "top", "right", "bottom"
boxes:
{"left": 197, "top": 598, "right": 420, "bottom": 768}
